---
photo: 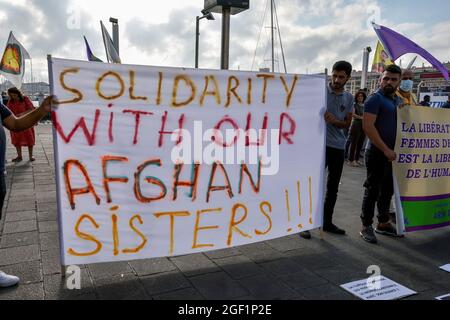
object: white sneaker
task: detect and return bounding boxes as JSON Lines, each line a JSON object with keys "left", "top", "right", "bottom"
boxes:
{"left": 0, "top": 271, "right": 20, "bottom": 288}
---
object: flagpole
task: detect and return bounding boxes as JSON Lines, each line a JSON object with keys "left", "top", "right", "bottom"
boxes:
{"left": 30, "top": 58, "right": 34, "bottom": 93}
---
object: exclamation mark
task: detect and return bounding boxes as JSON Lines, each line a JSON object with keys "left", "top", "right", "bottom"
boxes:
{"left": 309, "top": 177, "right": 313, "bottom": 224}
{"left": 297, "top": 181, "right": 302, "bottom": 229}
{"left": 285, "top": 189, "right": 292, "bottom": 232}
{"left": 111, "top": 205, "right": 120, "bottom": 256}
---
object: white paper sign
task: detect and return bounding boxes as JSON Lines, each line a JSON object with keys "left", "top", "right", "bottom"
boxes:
{"left": 439, "top": 264, "right": 450, "bottom": 272}
{"left": 435, "top": 293, "right": 450, "bottom": 300}
{"left": 341, "top": 276, "right": 417, "bottom": 300}
{"left": 49, "top": 58, "right": 327, "bottom": 265}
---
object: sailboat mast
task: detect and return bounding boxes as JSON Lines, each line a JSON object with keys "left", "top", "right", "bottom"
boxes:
{"left": 271, "top": 0, "right": 275, "bottom": 73}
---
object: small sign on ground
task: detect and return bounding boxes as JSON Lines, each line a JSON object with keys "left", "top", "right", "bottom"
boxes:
{"left": 435, "top": 293, "right": 450, "bottom": 301}
{"left": 340, "top": 276, "right": 417, "bottom": 300}
{"left": 439, "top": 264, "right": 450, "bottom": 273}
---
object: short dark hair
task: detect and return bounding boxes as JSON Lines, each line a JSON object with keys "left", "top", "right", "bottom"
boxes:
{"left": 385, "top": 64, "right": 402, "bottom": 76}
{"left": 332, "top": 61, "right": 353, "bottom": 77}
{"left": 424, "top": 95, "right": 431, "bottom": 101}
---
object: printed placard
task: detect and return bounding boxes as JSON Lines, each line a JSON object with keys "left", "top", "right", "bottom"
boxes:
{"left": 393, "top": 106, "right": 450, "bottom": 233}
{"left": 341, "top": 276, "right": 417, "bottom": 300}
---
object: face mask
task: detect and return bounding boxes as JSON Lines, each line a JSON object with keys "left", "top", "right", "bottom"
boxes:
{"left": 400, "top": 80, "right": 414, "bottom": 92}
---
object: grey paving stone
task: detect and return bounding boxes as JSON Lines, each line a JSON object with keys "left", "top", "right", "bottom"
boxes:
{"left": 0, "top": 282, "right": 44, "bottom": 300}
{"left": 278, "top": 269, "right": 329, "bottom": 291}
{"left": 42, "top": 250, "right": 63, "bottom": 275}
{"left": 0, "top": 260, "right": 42, "bottom": 284}
{"left": 204, "top": 247, "right": 242, "bottom": 259}
{"left": 0, "top": 231, "right": 39, "bottom": 249}
{"left": 312, "top": 266, "right": 367, "bottom": 286}
{"left": 237, "top": 242, "right": 286, "bottom": 263}
{"left": 33, "top": 184, "right": 56, "bottom": 192}
{"left": 141, "top": 271, "right": 192, "bottom": 296}
{"left": 36, "top": 192, "right": 57, "bottom": 204}
{"left": 94, "top": 274, "right": 149, "bottom": 300}
{"left": 34, "top": 179, "right": 57, "bottom": 186}
{"left": 129, "top": 257, "right": 177, "bottom": 276}
{"left": 170, "top": 253, "right": 220, "bottom": 277}
{"left": 8, "top": 189, "right": 35, "bottom": 199}
{"left": 8, "top": 189, "right": 34, "bottom": 198}
{"left": 37, "top": 210, "right": 58, "bottom": 222}
{"left": 266, "top": 235, "right": 306, "bottom": 252}
{"left": 37, "top": 203, "right": 57, "bottom": 213}
{"left": 285, "top": 248, "right": 338, "bottom": 271}
{"left": 39, "top": 232, "right": 60, "bottom": 252}
{"left": 300, "top": 283, "right": 357, "bottom": 300}
{"left": 12, "top": 178, "right": 34, "bottom": 184}
{"left": 259, "top": 258, "right": 305, "bottom": 277}
{"left": 153, "top": 287, "right": 205, "bottom": 300}
{"left": 88, "top": 261, "right": 134, "bottom": 280}
{"left": 7, "top": 194, "right": 35, "bottom": 202}
{"left": 213, "top": 255, "right": 264, "bottom": 279}
{"left": 190, "top": 272, "right": 249, "bottom": 300}
{"left": 3, "top": 220, "right": 37, "bottom": 234}
{"left": 4, "top": 211, "right": 36, "bottom": 222}
{"left": 238, "top": 274, "right": 300, "bottom": 300}
{"left": 44, "top": 269, "right": 94, "bottom": 300}
{"left": 38, "top": 221, "right": 59, "bottom": 233}
{"left": 381, "top": 266, "right": 434, "bottom": 293}
{"left": 0, "top": 244, "right": 40, "bottom": 266}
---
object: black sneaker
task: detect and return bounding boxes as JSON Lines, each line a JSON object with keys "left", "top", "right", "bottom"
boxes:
{"left": 299, "top": 231, "right": 312, "bottom": 239}
{"left": 323, "top": 223, "right": 346, "bottom": 235}
{"left": 375, "top": 223, "right": 404, "bottom": 238}
{"left": 360, "top": 226, "right": 377, "bottom": 244}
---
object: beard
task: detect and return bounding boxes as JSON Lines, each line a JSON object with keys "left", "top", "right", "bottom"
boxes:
{"left": 331, "top": 82, "right": 345, "bottom": 90}
{"left": 383, "top": 85, "right": 396, "bottom": 95}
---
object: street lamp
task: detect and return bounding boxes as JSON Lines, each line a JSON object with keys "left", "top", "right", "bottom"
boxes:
{"left": 195, "top": 11, "right": 215, "bottom": 69}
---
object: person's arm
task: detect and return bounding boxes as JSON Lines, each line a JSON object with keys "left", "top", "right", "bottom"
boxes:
{"left": 363, "top": 112, "right": 396, "bottom": 162}
{"left": 325, "top": 111, "right": 352, "bottom": 129}
{"left": 3, "top": 96, "right": 56, "bottom": 132}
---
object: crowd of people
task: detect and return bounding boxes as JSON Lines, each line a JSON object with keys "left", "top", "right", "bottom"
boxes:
{"left": 300, "top": 61, "right": 449, "bottom": 244}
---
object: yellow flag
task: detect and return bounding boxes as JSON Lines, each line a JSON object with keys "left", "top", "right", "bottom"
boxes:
{"left": 371, "top": 41, "right": 394, "bottom": 73}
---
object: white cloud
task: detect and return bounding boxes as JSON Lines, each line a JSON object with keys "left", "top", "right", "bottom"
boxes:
{"left": 0, "top": 0, "right": 448, "bottom": 82}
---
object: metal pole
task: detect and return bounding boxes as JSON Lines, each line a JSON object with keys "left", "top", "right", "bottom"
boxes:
{"left": 361, "top": 48, "right": 370, "bottom": 90}
{"left": 195, "top": 17, "right": 200, "bottom": 69}
{"left": 271, "top": 0, "right": 275, "bottom": 73}
{"left": 273, "top": 0, "right": 287, "bottom": 74}
{"left": 221, "top": 7, "right": 231, "bottom": 70}
{"left": 110, "top": 18, "right": 119, "bottom": 55}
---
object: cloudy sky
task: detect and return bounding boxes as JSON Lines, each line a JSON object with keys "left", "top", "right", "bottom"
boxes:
{"left": 0, "top": 0, "right": 449, "bottom": 82}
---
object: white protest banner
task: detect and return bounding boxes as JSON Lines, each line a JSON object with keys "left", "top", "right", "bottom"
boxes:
{"left": 341, "top": 276, "right": 417, "bottom": 300}
{"left": 48, "top": 58, "right": 326, "bottom": 265}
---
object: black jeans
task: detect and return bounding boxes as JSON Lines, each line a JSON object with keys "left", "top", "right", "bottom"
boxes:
{"left": 361, "top": 146, "right": 393, "bottom": 227}
{"left": 348, "top": 124, "right": 366, "bottom": 162}
{"left": 324, "top": 147, "right": 345, "bottom": 226}
{"left": 0, "top": 174, "right": 6, "bottom": 221}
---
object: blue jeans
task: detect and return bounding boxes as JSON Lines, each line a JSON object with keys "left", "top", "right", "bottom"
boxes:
{"left": 0, "top": 174, "right": 6, "bottom": 221}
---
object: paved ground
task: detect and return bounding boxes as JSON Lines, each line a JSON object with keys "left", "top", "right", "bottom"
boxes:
{"left": 0, "top": 124, "right": 449, "bottom": 300}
